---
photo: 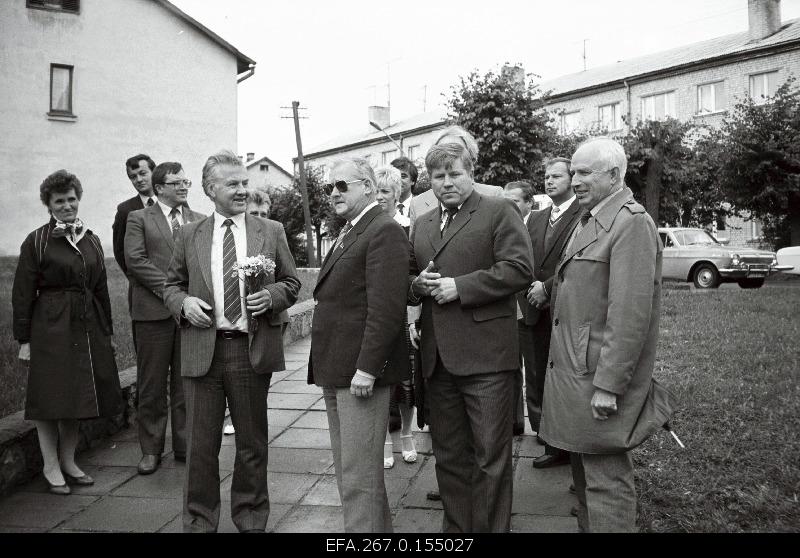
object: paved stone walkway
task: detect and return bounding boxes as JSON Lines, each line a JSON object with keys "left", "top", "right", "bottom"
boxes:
{"left": 0, "top": 336, "right": 576, "bottom": 533}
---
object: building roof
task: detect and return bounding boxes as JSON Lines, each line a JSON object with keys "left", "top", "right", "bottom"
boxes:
{"left": 541, "top": 18, "right": 800, "bottom": 99}
{"left": 304, "top": 110, "right": 449, "bottom": 158}
{"left": 155, "top": 0, "right": 256, "bottom": 74}
{"left": 246, "top": 155, "right": 293, "bottom": 179}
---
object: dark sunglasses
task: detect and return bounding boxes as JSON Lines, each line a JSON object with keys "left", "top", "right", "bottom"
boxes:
{"left": 323, "top": 178, "right": 365, "bottom": 196}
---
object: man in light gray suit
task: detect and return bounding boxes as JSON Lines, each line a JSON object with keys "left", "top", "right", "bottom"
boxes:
{"left": 164, "top": 150, "right": 301, "bottom": 533}
{"left": 124, "top": 161, "right": 203, "bottom": 475}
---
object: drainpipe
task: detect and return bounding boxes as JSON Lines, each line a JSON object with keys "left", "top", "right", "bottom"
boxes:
{"left": 238, "top": 64, "right": 256, "bottom": 84}
{"left": 623, "top": 80, "right": 632, "bottom": 130}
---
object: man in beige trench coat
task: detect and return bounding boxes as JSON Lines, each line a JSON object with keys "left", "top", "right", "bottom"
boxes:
{"left": 539, "top": 137, "right": 673, "bottom": 532}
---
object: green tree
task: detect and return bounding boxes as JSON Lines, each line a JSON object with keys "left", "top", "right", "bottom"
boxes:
{"left": 446, "top": 64, "right": 561, "bottom": 185}
{"left": 715, "top": 76, "right": 800, "bottom": 248}
{"left": 267, "top": 186, "right": 307, "bottom": 266}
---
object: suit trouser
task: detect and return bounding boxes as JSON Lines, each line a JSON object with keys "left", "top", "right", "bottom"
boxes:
{"left": 133, "top": 319, "right": 185, "bottom": 456}
{"left": 570, "top": 451, "right": 637, "bottom": 533}
{"left": 516, "top": 320, "right": 535, "bottom": 430}
{"left": 182, "top": 336, "right": 271, "bottom": 533}
{"left": 323, "top": 385, "right": 392, "bottom": 533}
{"left": 427, "top": 359, "right": 514, "bottom": 533}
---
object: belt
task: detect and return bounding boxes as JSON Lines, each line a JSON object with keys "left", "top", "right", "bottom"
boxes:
{"left": 216, "top": 330, "right": 248, "bottom": 340}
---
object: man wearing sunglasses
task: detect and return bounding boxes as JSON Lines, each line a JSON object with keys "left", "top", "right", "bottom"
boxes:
{"left": 309, "top": 158, "right": 410, "bottom": 532}
{"left": 124, "top": 162, "right": 203, "bottom": 475}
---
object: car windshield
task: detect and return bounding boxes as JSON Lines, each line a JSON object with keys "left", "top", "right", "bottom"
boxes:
{"left": 673, "top": 230, "right": 719, "bottom": 246}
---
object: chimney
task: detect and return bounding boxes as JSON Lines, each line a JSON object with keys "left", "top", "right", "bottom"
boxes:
{"left": 748, "top": 0, "right": 781, "bottom": 41}
{"left": 501, "top": 64, "right": 525, "bottom": 89}
{"left": 246, "top": 152, "right": 255, "bottom": 163}
{"left": 368, "top": 106, "right": 390, "bottom": 130}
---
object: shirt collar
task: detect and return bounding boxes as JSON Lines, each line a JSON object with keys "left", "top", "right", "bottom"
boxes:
{"left": 350, "top": 201, "right": 378, "bottom": 227}
{"left": 157, "top": 199, "right": 180, "bottom": 219}
{"left": 439, "top": 201, "right": 464, "bottom": 215}
{"left": 591, "top": 188, "right": 624, "bottom": 217}
{"left": 214, "top": 211, "right": 246, "bottom": 229}
{"left": 552, "top": 195, "right": 576, "bottom": 214}
{"left": 139, "top": 193, "right": 155, "bottom": 207}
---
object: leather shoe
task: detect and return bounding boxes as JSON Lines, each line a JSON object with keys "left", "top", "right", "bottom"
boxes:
{"left": 513, "top": 423, "right": 525, "bottom": 436}
{"left": 426, "top": 490, "right": 441, "bottom": 501}
{"left": 63, "top": 472, "right": 94, "bottom": 486}
{"left": 532, "top": 453, "right": 570, "bottom": 469}
{"left": 569, "top": 483, "right": 576, "bottom": 495}
{"left": 173, "top": 452, "right": 186, "bottom": 463}
{"left": 45, "top": 478, "right": 71, "bottom": 495}
{"left": 138, "top": 454, "right": 161, "bottom": 475}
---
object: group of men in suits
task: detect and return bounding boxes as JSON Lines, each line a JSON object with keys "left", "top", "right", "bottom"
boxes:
{"left": 113, "top": 150, "right": 301, "bottom": 532}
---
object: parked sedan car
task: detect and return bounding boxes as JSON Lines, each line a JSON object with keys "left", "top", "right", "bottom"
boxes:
{"left": 658, "top": 228, "right": 793, "bottom": 289}
{"left": 776, "top": 246, "right": 800, "bottom": 276}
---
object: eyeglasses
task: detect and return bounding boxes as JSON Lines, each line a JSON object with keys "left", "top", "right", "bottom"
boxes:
{"left": 163, "top": 179, "right": 192, "bottom": 188}
{"left": 323, "top": 178, "right": 365, "bottom": 196}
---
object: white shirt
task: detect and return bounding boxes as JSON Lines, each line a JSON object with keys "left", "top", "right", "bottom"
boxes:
{"left": 157, "top": 199, "right": 184, "bottom": 228}
{"left": 350, "top": 201, "right": 379, "bottom": 227}
{"left": 439, "top": 202, "right": 464, "bottom": 231}
{"left": 210, "top": 211, "right": 248, "bottom": 332}
{"left": 523, "top": 211, "right": 531, "bottom": 226}
{"left": 139, "top": 194, "right": 155, "bottom": 207}
{"left": 549, "top": 195, "right": 576, "bottom": 222}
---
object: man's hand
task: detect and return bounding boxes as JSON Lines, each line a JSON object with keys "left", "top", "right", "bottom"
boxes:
{"left": 432, "top": 277, "right": 459, "bottom": 305}
{"left": 350, "top": 370, "right": 376, "bottom": 398}
{"left": 412, "top": 261, "right": 441, "bottom": 297}
{"left": 246, "top": 289, "right": 273, "bottom": 317}
{"left": 182, "top": 296, "right": 213, "bottom": 328}
{"left": 18, "top": 343, "right": 30, "bottom": 361}
{"left": 527, "top": 281, "right": 548, "bottom": 307}
{"left": 409, "top": 322, "right": 421, "bottom": 350}
{"left": 590, "top": 388, "right": 618, "bottom": 421}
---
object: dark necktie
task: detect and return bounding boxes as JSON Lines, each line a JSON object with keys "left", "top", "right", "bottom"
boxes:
{"left": 334, "top": 222, "right": 353, "bottom": 251}
{"left": 441, "top": 207, "right": 458, "bottom": 237}
{"left": 169, "top": 208, "right": 181, "bottom": 239}
{"left": 581, "top": 209, "right": 592, "bottom": 226}
{"left": 397, "top": 203, "right": 405, "bottom": 216}
{"left": 222, "top": 219, "right": 241, "bottom": 323}
{"left": 147, "top": 198, "right": 155, "bottom": 207}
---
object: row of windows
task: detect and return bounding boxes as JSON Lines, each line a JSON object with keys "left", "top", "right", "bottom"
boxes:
{"left": 558, "top": 70, "right": 781, "bottom": 133}
{"left": 361, "top": 145, "right": 421, "bottom": 167}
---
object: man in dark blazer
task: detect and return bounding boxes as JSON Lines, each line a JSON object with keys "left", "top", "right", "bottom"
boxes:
{"left": 113, "top": 154, "right": 156, "bottom": 274}
{"left": 163, "top": 150, "right": 300, "bottom": 533}
{"left": 124, "top": 161, "right": 203, "bottom": 475}
{"left": 309, "top": 158, "right": 410, "bottom": 532}
{"left": 524, "top": 157, "right": 582, "bottom": 469}
{"left": 410, "top": 143, "right": 533, "bottom": 532}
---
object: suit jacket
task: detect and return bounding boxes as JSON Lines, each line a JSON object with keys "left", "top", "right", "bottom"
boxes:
{"left": 410, "top": 192, "right": 533, "bottom": 378}
{"left": 309, "top": 206, "right": 410, "bottom": 388}
{"left": 517, "top": 201, "right": 582, "bottom": 326}
{"left": 124, "top": 203, "right": 204, "bottom": 322}
{"left": 163, "top": 213, "right": 301, "bottom": 378}
{"left": 113, "top": 195, "right": 145, "bottom": 274}
{"left": 540, "top": 188, "right": 674, "bottom": 454}
{"left": 408, "top": 182, "right": 503, "bottom": 232}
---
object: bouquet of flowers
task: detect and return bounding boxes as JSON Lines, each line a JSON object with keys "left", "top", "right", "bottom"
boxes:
{"left": 231, "top": 255, "right": 276, "bottom": 331}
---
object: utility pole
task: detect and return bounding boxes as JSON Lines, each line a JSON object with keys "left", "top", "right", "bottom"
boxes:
{"left": 385, "top": 57, "right": 401, "bottom": 108}
{"left": 281, "top": 101, "right": 316, "bottom": 267}
{"left": 582, "top": 39, "right": 589, "bottom": 71}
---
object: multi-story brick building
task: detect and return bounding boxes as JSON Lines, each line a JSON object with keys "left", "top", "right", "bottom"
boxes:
{"left": 539, "top": 0, "right": 798, "bottom": 245}
{"left": 0, "top": 0, "right": 255, "bottom": 255}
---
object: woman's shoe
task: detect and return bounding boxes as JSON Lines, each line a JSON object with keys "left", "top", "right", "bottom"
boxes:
{"left": 62, "top": 471, "right": 94, "bottom": 486}
{"left": 383, "top": 456, "right": 395, "bottom": 469}
{"left": 400, "top": 434, "right": 417, "bottom": 464}
{"left": 45, "top": 478, "right": 71, "bottom": 495}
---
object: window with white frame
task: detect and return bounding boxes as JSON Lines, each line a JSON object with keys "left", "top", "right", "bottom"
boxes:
{"left": 559, "top": 111, "right": 581, "bottom": 134}
{"left": 641, "top": 91, "right": 676, "bottom": 121}
{"left": 407, "top": 144, "right": 421, "bottom": 161}
{"left": 597, "top": 103, "right": 622, "bottom": 131}
{"left": 749, "top": 71, "right": 779, "bottom": 104}
{"left": 381, "top": 149, "right": 398, "bottom": 165}
{"left": 49, "top": 64, "right": 74, "bottom": 116}
{"left": 697, "top": 81, "right": 726, "bottom": 114}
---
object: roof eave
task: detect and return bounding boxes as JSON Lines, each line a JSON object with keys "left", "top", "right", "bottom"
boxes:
{"left": 155, "top": 0, "right": 256, "bottom": 74}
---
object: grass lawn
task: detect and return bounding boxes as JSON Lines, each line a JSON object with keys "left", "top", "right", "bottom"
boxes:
{"left": 635, "top": 284, "right": 800, "bottom": 532}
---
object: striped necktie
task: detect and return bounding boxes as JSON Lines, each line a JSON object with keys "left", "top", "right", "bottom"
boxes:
{"left": 169, "top": 208, "right": 181, "bottom": 239}
{"left": 334, "top": 222, "right": 353, "bottom": 251}
{"left": 222, "top": 219, "right": 241, "bottom": 323}
{"left": 146, "top": 198, "right": 155, "bottom": 207}
{"left": 441, "top": 207, "right": 458, "bottom": 237}
{"left": 549, "top": 204, "right": 562, "bottom": 226}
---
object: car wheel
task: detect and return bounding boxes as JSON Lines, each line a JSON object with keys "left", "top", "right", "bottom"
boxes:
{"left": 738, "top": 278, "right": 765, "bottom": 289}
{"left": 692, "top": 263, "right": 720, "bottom": 289}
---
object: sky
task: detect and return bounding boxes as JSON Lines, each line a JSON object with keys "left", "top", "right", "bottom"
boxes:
{"left": 171, "top": 0, "right": 800, "bottom": 170}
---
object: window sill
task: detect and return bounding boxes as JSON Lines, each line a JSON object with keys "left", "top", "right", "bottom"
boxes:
{"left": 694, "top": 110, "right": 727, "bottom": 118}
{"left": 47, "top": 112, "right": 77, "bottom": 122}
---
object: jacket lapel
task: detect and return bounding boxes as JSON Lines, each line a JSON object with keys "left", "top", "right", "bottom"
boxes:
{"left": 193, "top": 216, "right": 215, "bottom": 295}
{"left": 541, "top": 202, "right": 579, "bottom": 264}
{"left": 149, "top": 203, "right": 174, "bottom": 248}
{"left": 316, "top": 205, "right": 381, "bottom": 290}
{"left": 431, "top": 191, "right": 480, "bottom": 261}
{"left": 245, "top": 213, "right": 265, "bottom": 257}
{"left": 529, "top": 209, "right": 549, "bottom": 265}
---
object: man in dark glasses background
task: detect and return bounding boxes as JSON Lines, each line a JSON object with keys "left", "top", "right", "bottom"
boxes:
{"left": 309, "top": 158, "right": 410, "bottom": 532}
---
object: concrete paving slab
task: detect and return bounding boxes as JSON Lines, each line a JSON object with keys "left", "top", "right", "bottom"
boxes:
{"left": 268, "top": 447, "right": 334, "bottom": 474}
{"left": 270, "top": 381, "right": 323, "bottom": 395}
{"left": 517, "top": 435, "right": 546, "bottom": 458}
{"left": 512, "top": 513, "right": 578, "bottom": 533}
{"left": 311, "top": 398, "right": 327, "bottom": 411}
{"left": 512, "top": 458, "right": 574, "bottom": 516}
{"left": 273, "top": 505, "right": 344, "bottom": 533}
{"left": 300, "top": 475, "right": 340, "bottom": 506}
{"left": 0, "top": 492, "right": 98, "bottom": 530}
{"left": 58, "top": 495, "right": 180, "bottom": 532}
{"left": 112, "top": 466, "right": 185, "bottom": 499}
{"left": 286, "top": 369, "right": 310, "bottom": 381}
{"left": 383, "top": 455, "right": 425, "bottom": 479}
{"left": 269, "top": 393, "right": 322, "bottom": 410}
{"left": 84, "top": 441, "right": 141, "bottom": 467}
{"left": 110, "top": 428, "right": 138, "bottom": 443}
{"left": 392, "top": 508, "right": 443, "bottom": 533}
{"left": 271, "top": 427, "right": 331, "bottom": 450}
{"left": 291, "top": 410, "right": 329, "bottom": 429}
{"left": 220, "top": 471, "right": 321, "bottom": 505}
{"left": 268, "top": 409, "right": 305, "bottom": 427}
{"left": 386, "top": 476, "right": 411, "bottom": 510}
{"left": 282, "top": 360, "right": 309, "bottom": 371}
{"left": 0, "top": 525, "right": 47, "bottom": 533}
{"left": 218, "top": 444, "right": 237, "bottom": 471}
{"left": 159, "top": 503, "right": 292, "bottom": 533}
{"left": 19, "top": 466, "right": 137, "bottom": 497}
{"left": 401, "top": 459, "right": 442, "bottom": 510}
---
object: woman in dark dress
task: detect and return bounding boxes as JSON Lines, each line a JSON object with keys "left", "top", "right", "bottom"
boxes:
{"left": 12, "top": 170, "right": 123, "bottom": 494}
{"left": 374, "top": 165, "right": 418, "bottom": 469}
